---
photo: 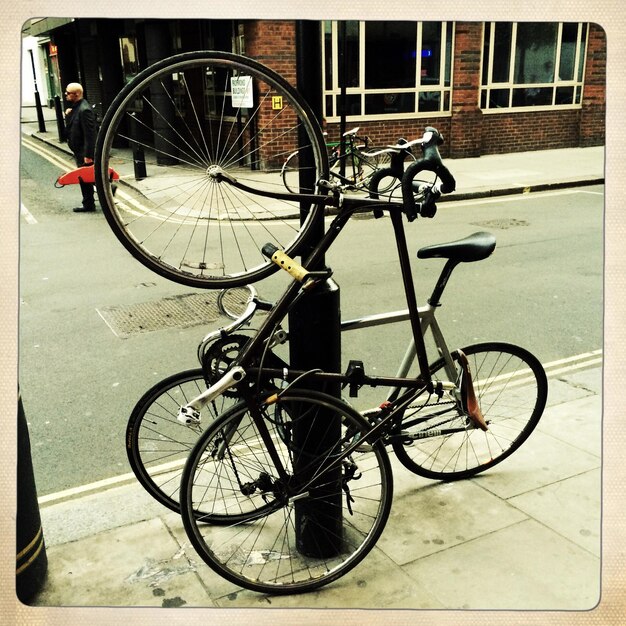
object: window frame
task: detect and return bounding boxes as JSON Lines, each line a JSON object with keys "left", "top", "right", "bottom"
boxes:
{"left": 479, "top": 21, "right": 588, "bottom": 113}
{"left": 322, "top": 20, "right": 454, "bottom": 123}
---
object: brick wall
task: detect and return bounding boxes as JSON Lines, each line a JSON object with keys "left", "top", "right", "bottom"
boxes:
{"left": 244, "top": 19, "right": 605, "bottom": 163}
{"left": 482, "top": 110, "right": 581, "bottom": 154}
{"left": 323, "top": 119, "right": 453, "bottom": 158}
{"left": 449, "top": 22, "right": 483, "bottom": 158}
{"left": 245, "top": 21, "right": 297, "bottom": 87}
{"left": 580, "top": 23, "right": 606, "bottom": 147}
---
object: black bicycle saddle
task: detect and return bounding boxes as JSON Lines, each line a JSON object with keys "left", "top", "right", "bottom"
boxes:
{"left": 417, "top": 231, "right": 496, "bottom": 263}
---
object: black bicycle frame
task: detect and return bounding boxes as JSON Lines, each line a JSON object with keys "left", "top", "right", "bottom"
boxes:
{"left": 233, "top": 193, "right": 435, "bottom": 393}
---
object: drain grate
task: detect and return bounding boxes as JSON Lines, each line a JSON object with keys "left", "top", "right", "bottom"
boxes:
{"left": 98, "top": 292, "right": 221, "bottom": 338}
{"left": 471, "top": 218, "right": 529, "bottom": 230}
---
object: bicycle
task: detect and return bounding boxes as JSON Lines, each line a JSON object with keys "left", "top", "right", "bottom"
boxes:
{"left": 94, "top": 51, "right": 547, "bottom": 594}
{"left": 281, "top": 127, "right": 409, "bottom": 194}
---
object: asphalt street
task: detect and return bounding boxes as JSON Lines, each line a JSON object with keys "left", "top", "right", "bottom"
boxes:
{"left": 19, "top": 135, "right": 603, "bottom": 500}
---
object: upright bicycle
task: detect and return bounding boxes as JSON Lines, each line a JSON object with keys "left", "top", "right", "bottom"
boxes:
{"left": 94, "top": 51, "right": 547, "bottom": 594}
{"left": 281, "top": 127, "right": 410, "bottom": 193}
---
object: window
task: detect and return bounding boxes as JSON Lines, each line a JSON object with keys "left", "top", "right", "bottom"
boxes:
{"left": 119, "top": 36, "right": 139, "bottom": 84}
{"left": 480, "top": 22, "right": 588, "bottom": 111}
{"left": 322, "top": 21, "right": 453, "bottom": 121}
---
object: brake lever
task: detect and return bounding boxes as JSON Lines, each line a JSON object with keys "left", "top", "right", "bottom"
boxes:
{"left": 419, "top": 188, "right": 440, "bottom": 218}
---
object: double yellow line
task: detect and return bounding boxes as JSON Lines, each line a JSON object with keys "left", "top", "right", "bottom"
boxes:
{"left": 21, "top": 135, "right": 74, "bottom": 171}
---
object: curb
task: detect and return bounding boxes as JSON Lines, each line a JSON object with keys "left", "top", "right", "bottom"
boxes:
{"left": 25, "top": 130, "right": 605, "bottom": 209}
{"left": 441, "top": 178, "right": 605, "bottom": 203}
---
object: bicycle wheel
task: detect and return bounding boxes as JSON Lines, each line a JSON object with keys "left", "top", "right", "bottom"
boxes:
{"left": 180, "top": 389, "right": 393, "bottom": 594}
{"left": 95, "top": 51, "right": 329, "bottom": 289}
{"left": 281, "top": 150, "right": 301, "bottom": 194}
{"left": 391, "top": 342, "right": 547, "bottom": 480}
{"left": 368, "top": 158, "right": 433, "bottom": 201}
{"left": 358, "top": 148, "right": 392, "bottom": 178}
{"left": 126, "top": 368, "right": 238, "bottom": 513}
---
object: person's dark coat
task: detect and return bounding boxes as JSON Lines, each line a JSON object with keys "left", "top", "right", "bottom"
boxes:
{"left": 65, "top": 98, "right": 96, "bottom": 163}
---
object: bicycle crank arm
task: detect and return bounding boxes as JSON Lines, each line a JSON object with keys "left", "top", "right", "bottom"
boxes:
{"left": 177, "top": 366, "right": 246, "bottom": 425}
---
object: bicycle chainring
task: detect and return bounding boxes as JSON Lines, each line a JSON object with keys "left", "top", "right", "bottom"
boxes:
{"left": 201, "top": 334, "right": 251, "bottom": 397}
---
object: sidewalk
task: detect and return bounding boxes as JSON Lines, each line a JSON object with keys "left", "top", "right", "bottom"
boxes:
{"left": 18, "top": 106, "right": 605, "bottom": 615}
{"left": 28, "top": 363, "right": 602, "bottom": 610}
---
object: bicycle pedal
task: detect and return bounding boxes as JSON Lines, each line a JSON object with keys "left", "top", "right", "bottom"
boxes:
{"left": 342, "top": 360, "right": 365, "bottom": 398}
{"left": 177, "top": 405, "right": 201, "bottom": 425}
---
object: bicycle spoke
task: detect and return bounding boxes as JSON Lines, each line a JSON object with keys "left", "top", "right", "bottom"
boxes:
{"left": 181, "top": 391, "right": 392, "bottom": 593}
{"left": 96, "top": 51, "right": 328, "bottom": 288}
{"left": 392, "top": 343, "right": 547, "bottom": 480}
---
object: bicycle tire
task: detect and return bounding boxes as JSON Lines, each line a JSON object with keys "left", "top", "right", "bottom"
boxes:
{"left": 391, "top": 342, "right": 547, "bottom": 480}
{"left": 180, "top": 388, "right": 393, "bottom": 594}
{"left": 280, "top": 150, "right": 301, "bottom": 194}
{"left": 95, "top": 51, "right": 329, "bottom": 289}
{"left": 369, "top": 157, "right": 434, "bottom": 200}
{"left": 126, "top": 368, "right": 238, "bottom": 514}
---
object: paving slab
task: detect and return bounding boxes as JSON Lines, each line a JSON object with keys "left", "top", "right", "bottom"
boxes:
{"left": 472, "top": 423, "right": 601, "bottom": 500}
{"left": 34, "top": 518, "right": 214, "bottom": 608}
{"left": 536, "top": 393, "right": 602, "bottom": 457}
{"left": 376, "top": 478, "right": 528, "bottom": 565}
{"left": 401, "top": 518, "right": 601, "bottom": 610}
{"left": 509, "top": 468, "right": 601, "bottom": 556}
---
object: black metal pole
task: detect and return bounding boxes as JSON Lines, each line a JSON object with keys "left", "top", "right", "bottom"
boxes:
{"left": 28, "top": 49, "right": 47, "bottom": 133}
{"left": 293, "top": 21, "right": 343, "bottom": 558}
{"left": 54, "top": 95, "right": 65, "bottom": 143}
{"left": 338, "top": 21, "right": 347, "bottom": 178}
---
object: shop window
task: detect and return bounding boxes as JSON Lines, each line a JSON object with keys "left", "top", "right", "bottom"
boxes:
{"left": 480, "top": 22, "right": 588, "bottom": 111}
{"left": 322, "top": 20, "right": 453, "bottom": 121}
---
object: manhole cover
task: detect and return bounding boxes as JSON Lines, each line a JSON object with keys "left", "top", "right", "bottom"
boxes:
{"left": 98, "top": 292, "right": 220, "bottom": 338}
{"left": 471, "top": 218, "right": 529, "bottom": 229}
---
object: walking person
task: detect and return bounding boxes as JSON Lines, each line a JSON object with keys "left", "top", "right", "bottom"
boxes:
{"left": 64, "top": 83, "right": 97, "bottom": 212}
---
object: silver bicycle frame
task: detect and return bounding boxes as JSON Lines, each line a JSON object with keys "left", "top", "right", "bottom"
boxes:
{"left": 341, "top": 302, "right": 458, "bottom": 401}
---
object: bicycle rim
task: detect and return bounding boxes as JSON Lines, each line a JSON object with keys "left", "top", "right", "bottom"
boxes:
{"left": 95, "top": 51, "right": 328, "bottom": 289}
{"left": 392, "top": 342, "right": 547, "bottom": 480}
{"left": 181, "top": 389, "right": 393, "bottom": 594}
{"left": 126, "top": 369, "right": 238, "bottom": 514}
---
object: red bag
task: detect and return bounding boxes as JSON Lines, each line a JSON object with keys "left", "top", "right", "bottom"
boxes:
{"left": 55, "top": 165, "right": 119, "bottom": 187}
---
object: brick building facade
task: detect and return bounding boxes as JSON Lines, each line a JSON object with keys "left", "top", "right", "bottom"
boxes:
{"left": 25, "top": 18, "right": 605, "bottom": 159}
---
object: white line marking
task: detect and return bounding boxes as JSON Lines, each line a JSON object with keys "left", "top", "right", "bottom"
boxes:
{"left": 20, "top": 203, "right": 38, "bottom": 224}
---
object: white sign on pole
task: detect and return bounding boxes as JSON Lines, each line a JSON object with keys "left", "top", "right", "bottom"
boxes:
{"left": 230, "top": 75, "right": 253, "bottom": 108}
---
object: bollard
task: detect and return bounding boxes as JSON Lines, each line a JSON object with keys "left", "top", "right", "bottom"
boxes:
{"left": 54, "top": 95, "right": 66, "bottom": 143}
{"left": 128, "top": 113, "right": 147, "bottom": 180}
{"left": 28, "top": 50, "right": 46, "bottom": 134}
{"left": 16, "top": 395, "right": 47, "bottom": 603}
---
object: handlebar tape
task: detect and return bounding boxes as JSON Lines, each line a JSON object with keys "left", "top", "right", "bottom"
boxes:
{"left": 401, "top": 129, "right": 456, "bottom": 217}
{"left": 422, "top": 143, "right": 456, "bottom": 193}
{"left": 262, "top": 244, "right": 309, "bottom": 282}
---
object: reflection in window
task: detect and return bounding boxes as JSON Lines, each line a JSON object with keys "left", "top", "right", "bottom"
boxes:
{"left": 322, "top": 21, "right": 453, "bottom": 121}
{"left": 119, "top": 37, "right": 139, "bottom": 83}
{"left": 481, "top": 22, "right": 588, "bottom": 110}
{"left": 365, "top": 22, "right": 417, "bottom": 89}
